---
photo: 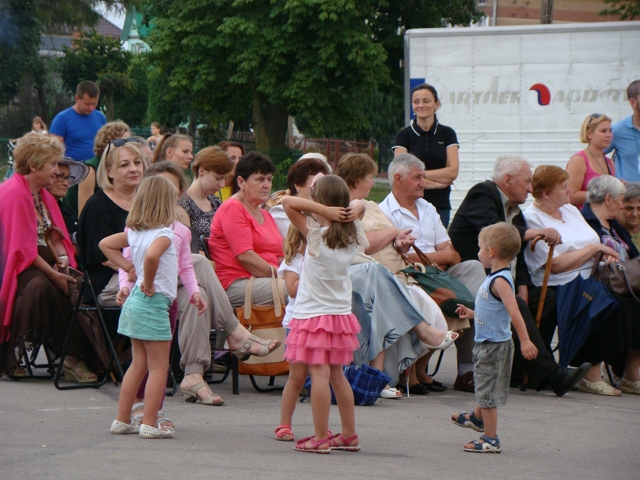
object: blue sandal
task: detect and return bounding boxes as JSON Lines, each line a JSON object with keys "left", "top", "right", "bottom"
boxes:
{"left": 451, "top": 411, "right": 484, "bottom": 432}
{"left": 464, "top": 434, "right": 501, "bottom": 453}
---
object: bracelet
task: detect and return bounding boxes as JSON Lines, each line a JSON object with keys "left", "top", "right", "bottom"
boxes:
{"left": 58, "top": 254, "right": 69, "bottom": 259}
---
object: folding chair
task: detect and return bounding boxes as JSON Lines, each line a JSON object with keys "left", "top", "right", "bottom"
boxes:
{"left": 9, "top": 340, "right": 60, "bottom": 380}
{"left": 54, "top": 236, "right": 124, "bottom": 390}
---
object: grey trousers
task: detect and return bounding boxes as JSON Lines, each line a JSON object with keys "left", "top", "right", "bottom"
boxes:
{"left": 177, "top": 254, "right": 240, "bottom": 375}
{"left": 225, "top": 276, "right": 288, "bottom": 309}
{"left": 97, "top": 273, "right": 120, "bottom": 307}
{"left": 447, "top": 260, "right": 486, "bottom": 366}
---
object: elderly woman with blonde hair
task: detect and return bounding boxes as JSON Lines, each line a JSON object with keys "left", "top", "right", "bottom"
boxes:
{"left": 0, "top": 134, "right": 97, "bottom": 381}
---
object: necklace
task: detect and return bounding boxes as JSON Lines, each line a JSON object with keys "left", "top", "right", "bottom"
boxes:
{"left": 586, "top": 147, "right": 610, "bottom": 175}
{"left": 32, "top": 192, "right": 51, "bottom": 240}
{"left": 238, "top": 193, "right": 263, "bottom": 220}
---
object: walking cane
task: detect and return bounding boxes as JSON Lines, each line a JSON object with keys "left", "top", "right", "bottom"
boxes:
{"left": 521, "top": 235, "right": 554, "bottom": 392}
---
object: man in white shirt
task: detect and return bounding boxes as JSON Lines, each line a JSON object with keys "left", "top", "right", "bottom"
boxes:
{"left": 380, "top": 153, "right": 486, "bottom": 392}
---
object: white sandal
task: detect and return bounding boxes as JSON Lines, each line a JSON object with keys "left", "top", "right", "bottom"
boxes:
{"left": 620, "top": 378, "right": 640, "bottom": 395}
{"left": 110, "top": 419, "right": 140, "bottom": 435}
{"left": 139, "top": 423, "right": 174, "bottom": 439}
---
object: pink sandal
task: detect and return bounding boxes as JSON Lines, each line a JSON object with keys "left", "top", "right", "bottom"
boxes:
{"left": 274, "top": 424, "right": 294, "bottom": 442}
{"left": 294, "top": 436, "right": 331, "bottom": 454}
{"left": 329, "top": 433, "right": 361, "bottom": 452}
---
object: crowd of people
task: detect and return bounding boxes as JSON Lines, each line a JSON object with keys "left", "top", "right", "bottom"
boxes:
{"left": 1, "top": 79, "right": 639, "bottom": 452}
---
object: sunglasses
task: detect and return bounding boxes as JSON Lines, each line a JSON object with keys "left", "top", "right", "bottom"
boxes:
{"left": 55, "top": 174, "right": 75, "bottom": 183}
{"left": 105, "top": 137, "right": 141, "bottom": 158}
{"left": 586, "top": 113, "right": 603, "bottom": 129}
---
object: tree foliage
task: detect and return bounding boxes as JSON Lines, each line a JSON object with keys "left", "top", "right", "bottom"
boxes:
{"left": 600, "top": 0, "right": 640, "bottom": 19}
{"left": 60, "top": 31, "right": 132, "bottom": 121}
{"left": 145, "top": 0, "right": 389, "bottom": 153}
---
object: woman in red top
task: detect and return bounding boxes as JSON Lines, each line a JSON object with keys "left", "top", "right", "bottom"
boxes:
{"left": 567, "top": 113, "right": 615, "bottom": 208}
{"left": 209, "top": 152, "right": 285, "bottom": 307}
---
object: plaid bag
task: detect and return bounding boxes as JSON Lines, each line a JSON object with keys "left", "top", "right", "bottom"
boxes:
{"left": 301, "top": 365, "right": 390, "bottom": 406}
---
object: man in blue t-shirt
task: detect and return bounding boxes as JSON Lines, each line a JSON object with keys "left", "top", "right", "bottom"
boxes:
{"left": 50, "top": 81, "right": 106, "bottom": 163}
{"left": 607, "top": 80, "right": 640, "bottom": 182}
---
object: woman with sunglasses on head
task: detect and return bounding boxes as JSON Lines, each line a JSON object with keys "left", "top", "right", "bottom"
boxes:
{"left": 152, "top": 133, "right": 193, "bottom": 170}
{"left": 567, "top": 114, "right": 615, "bottom": 209}
{"left": 78, "top": 121, "right": 132, "bottom": 215}
{"left": 47, "top": 157, "right": 90, "bottom": 236}
{"left": 78, "top": 139, "right": 148, "bottom": 306}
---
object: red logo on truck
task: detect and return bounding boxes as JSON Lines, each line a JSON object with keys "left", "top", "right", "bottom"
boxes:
{"left": 528, "top": 83, "right": 552, "bottom": 110}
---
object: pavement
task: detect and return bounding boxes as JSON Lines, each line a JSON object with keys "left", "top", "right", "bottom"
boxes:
{"left": 0, "top": 349, "right": 638, "bottom": 480}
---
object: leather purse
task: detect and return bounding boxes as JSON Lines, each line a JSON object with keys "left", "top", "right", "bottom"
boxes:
{"left": 235, "top": 266, "right": 289, "bottom": 376}
{"left": 592, "top": 252, "right": 640, "bottom": 302}
{"left": 396, "top": 243, "right": 475, "bottom": 317}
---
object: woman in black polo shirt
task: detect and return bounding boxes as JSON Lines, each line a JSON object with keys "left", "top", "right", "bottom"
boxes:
{"left": 393, "top": 83, "right": 459, "bottom": 227}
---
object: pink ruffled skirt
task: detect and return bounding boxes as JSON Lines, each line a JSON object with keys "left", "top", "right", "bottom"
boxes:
{"left": 284, "top": 313, "right": 361, "bottom": 366}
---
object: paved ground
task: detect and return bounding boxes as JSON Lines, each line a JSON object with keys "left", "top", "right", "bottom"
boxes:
{"left": 0, "top": 349, "right": 638, "bottom": 480}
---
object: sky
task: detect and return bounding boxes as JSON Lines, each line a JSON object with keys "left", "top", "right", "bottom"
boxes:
{"left": 99, "top": 5, "right": 126, "bottom": 29}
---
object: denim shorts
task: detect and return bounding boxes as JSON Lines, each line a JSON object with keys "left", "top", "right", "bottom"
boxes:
{"left": 473, "top": 339, "right": 514, "bottom": 409}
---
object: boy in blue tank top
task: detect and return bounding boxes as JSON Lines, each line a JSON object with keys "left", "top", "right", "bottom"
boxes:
{"left": 451, "top": 223, "right": 538, "bottom": 453}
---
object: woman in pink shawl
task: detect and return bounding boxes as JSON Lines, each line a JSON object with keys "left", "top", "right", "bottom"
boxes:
{"left": 0, "top": 133, "right": 97, "bottom": 381}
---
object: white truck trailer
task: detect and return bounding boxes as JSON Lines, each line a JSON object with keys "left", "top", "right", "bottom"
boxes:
{"left": 403, "top": 21, "right": 640, "bottom": 212}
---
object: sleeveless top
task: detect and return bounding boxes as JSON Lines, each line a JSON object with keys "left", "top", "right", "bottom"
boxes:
{"left": 573, "top": 150, "right": 614, "bottom": 208}
{"left": 179, "top": 193, "right": 221, "bottom": 237}
{"left": 474, "top": 268, "right": 514, "bottom": 344}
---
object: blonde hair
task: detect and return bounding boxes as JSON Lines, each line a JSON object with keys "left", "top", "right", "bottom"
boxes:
{"left": 479, "top": 222, "right": 521, "bottom": 262}
{"left": 580, "top": 114, "right": 612, "bottom": 144}
{"left": 152, "top": 133, "right": 192, "bottom": 164}
{"left": 13, "top": 133, "right": 64, "bottom": 175}
{"left": 93, "top": 120, "right": 130, "bottom": 158}
{"left": 127, "top": 176, "right": 178, "bottom": 230}
{"left": 310, "top": 175, "right": 358, "bottom": 250}
{"left": 192, "top": 146, "right": 234, "bottom": 178}
{"left": 96, "top": 142, "right": 148, "bottom": 190}
{"left": 284, "top": 223, "right": 306, "bottom": 264}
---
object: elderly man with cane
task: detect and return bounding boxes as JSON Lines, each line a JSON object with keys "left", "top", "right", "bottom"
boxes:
{"left": 449, "top": 154, "right": 590, "bottom": 396}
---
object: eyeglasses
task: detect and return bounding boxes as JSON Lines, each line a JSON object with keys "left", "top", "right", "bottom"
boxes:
{"left": 587, "top": 113, "right": 603, "bottom": 129}
{"left": 104, "top": 137, "right": 141, "bottom": 158}
{"left": 55, "top": 174, "right": 75, "bottom": 183}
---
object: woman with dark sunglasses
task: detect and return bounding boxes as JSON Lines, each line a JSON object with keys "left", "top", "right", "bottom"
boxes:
{"left": 567, "top": 113, "right": 615, "bottom": 209}
{"left": 77, "top": 139, "right": 148, "bottom": 306}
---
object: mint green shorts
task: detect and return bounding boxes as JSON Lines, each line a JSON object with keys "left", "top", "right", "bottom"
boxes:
{"left": 118, "top": 286, "right": 172, "bottom": 341}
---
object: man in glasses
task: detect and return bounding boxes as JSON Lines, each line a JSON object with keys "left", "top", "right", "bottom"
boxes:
{"left": 48, "top": 158, "right": 90, "bottom": 236}
{"left": 607, "top": 80, "right": 640, "bottom": 182}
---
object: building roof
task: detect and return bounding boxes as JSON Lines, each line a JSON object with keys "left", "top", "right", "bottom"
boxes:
{"left": 44, "top": 17, "right": 122, "bottom": 39}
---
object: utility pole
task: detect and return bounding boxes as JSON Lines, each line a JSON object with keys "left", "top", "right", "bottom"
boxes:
{"left": 540, "top": 0, "right": 554, "bottom": 24}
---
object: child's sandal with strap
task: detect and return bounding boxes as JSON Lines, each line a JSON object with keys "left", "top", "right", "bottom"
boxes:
{"left": 294, "top": 436, "right": 331, "bottom": 454}
{"left": 274, "top": 424, "right": 294, "bottom": 442}
{"left": 329, "top": 433, "right": 361, "bottom": 452}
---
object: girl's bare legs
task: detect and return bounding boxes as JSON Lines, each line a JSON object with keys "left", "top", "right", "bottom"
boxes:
{"left": 306, "top": 364, "right": 331, "bottom": 446}
{"left": 141, "top": 340, "right": 171, "bottom": 429}
{"left": 278, "top": 363, "right": 308, "bottom": 439}
{"left": 329, "top": 364, "right": 357, "bottom": 442}
{"left": 116, "top": 339, "right": 148, "bottom": 425}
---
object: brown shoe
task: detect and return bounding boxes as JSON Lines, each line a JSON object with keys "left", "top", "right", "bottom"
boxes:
{"left": 453, "top": 371, "right": 475, "bottom": 393}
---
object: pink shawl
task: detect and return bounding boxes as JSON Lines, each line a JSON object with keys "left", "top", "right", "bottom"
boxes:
{"left": 0, "top": 173, "right": 76, "bottom": 342}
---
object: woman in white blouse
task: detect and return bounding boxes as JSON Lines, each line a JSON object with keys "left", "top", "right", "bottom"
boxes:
{"left": 523, "top": 165, "right": 625, "bottom": 396}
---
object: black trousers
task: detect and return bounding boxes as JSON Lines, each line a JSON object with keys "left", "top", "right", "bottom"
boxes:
{"left": 511, "top": 288, "right": 559, "bottom": 388}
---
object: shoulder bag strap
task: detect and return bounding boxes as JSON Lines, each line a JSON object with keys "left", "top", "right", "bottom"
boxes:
{"left": 269, "top": 265, "right": 284, "bottom": 317}
{"left": 411, "top": 243, "right": 439, "bottom": 268}
{"left": 243, "top": 276, "right": 256, "bottom": 320}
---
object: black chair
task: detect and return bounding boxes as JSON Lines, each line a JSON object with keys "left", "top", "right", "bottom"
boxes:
{"left": 9, "top": 341, "right": 60, "bottom": 381}
{"left": 54, "top": 236, "right": 124, "bottom": 390}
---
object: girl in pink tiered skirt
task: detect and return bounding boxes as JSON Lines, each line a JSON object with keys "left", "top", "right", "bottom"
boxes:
{"left": 280, "top": 174, "right": 369, "bottom": 454}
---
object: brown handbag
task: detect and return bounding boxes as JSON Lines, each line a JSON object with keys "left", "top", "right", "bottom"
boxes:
{"left": 592, "top": 252, "right": 640, "bottom": 302}
{"left": 235, "top": 266, "right": 289, "bottom": 377}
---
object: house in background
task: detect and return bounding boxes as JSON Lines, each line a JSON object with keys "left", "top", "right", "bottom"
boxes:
{"left": 40, "top": 17, "right": 122, "bottom": 55}
{"left": 476, "top": 0, "right": 625, "bottom": 26}
{"left": 120, "top": 9, "right": 151, "bottom": 54}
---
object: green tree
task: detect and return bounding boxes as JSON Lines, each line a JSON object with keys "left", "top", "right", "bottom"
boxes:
{"left": 114, "top": 54, "right": 150, "bottom": 127}
{"left": 600, "top": 0, "right": 640, "bottom": 19}
{"left": 145, "top": 0, "right": 388, "bottom": 154}
{"left": 60, "top": 31, "right": 133, "bottom": 121}
{"left": 0, "top": 0, "right": 139, "bottom": 129}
